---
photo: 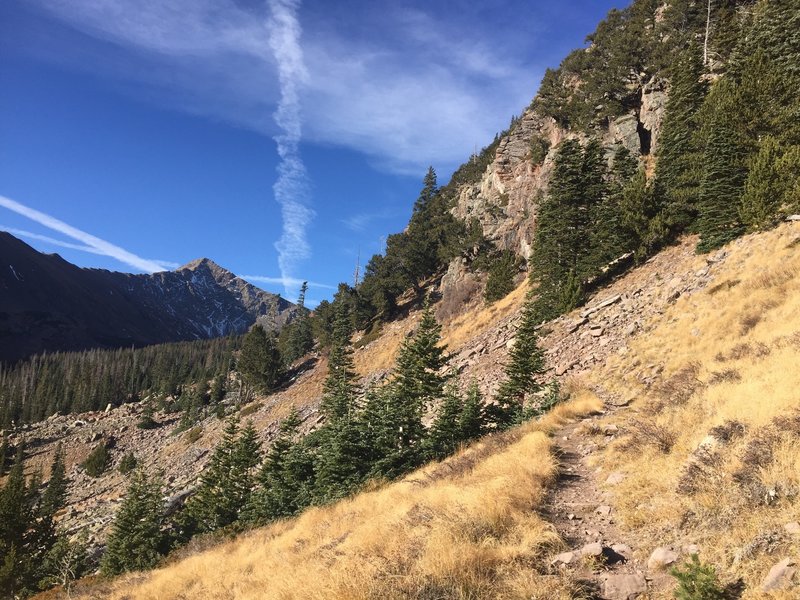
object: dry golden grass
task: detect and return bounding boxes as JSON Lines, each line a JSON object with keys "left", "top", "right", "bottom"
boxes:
{"left": 84, "top": 394, "right": 601, "bottom": 600}
{"left": 590, "top": 223, "right": 800, "bottom": 597}
{"left": 441, "top": 279, "right": 529, "bottom": 350}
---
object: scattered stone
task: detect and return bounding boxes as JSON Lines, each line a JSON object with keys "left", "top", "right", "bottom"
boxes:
{"left": 595, "top": 505, "right": 612, "bottom": 516}
{"left": 567, "top": 513, "right": 580, "bottom": 521}
{"left": 784, "top": 522, "right": 800, "bottom": 536}
{"left": 580, "top": 294, "right": 622, "bottom": 318}
{"left": 73, "top": 419, "right": 87, "bottom": 427}
{"left": 787, "top": 214, "right": 800, "bottom": 221}
{"left": 590, "top": 326, "right": 605, "bottom": 337}
{"left": 580, "top": 542, "right": 604, "bottom": 558}
{"left": 611, "top": 543, "right": 633, "bottom": 559}
{"left": 552, "top": 551, "right": 578, "bottom": 566}
{"left": 604, "top": 424, "right": 619, "bottom": 435}
{"left": 567, "top": 317, "right": 588, "bottom": 333}
{"left": 761, "top": 558, "right": 797, "bottom": 592}
{"left": 648, "top": 547, "right": 680, "bottom": 571}
{"left": 602, "top": 573, "right": 648, "bottom": 600}
{"left": 606, "top": 471, "right": 626, "bottom": 485}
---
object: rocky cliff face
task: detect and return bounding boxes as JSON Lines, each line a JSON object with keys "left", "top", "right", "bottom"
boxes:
{"left": 0, "top": 233, "right": 296, "bottom": 362}
{"left": 450, "top": 77, "right": 667, "bottom": 264}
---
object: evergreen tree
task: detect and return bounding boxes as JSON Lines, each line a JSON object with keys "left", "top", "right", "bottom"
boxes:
{"left": 245, "top": 409, "right": 311, "bottom": 523}
{"left": 458, "top": 382, "right": 487, "bottom": 443}
{"left": 314, "top": 303, "right": 368, "bottom": 502}
{"left": 279, "top": 282, "right": 315, "bottom": 364}
{"left": 696, "top": 79, "right": 748, "bottom": 252}
{"left": 619, "top": 169, "right": 664, "bottom": 260}
{"left": 424, "top": 382, "right": 464, "bottom": 461}
{"left": 590, "top": 145, "right": 640, "bottom": 267}
{"left": 484, "top": 250, "right": 520, "bottom": 303}
{"left": 319, "top": 303, "right": 359, "bottom": 421}
{"left": 530, "top": 138, "right": 608, "bottom": 320}
{"left": 209, "top": 372, "right": 227, "bottom": 404}
{"left": 100, "top": 469, "right": 165, "bottom": 576}
{"left": 488, "top": 294, "right": 546, "bottom": 429}
{"left": 182, "top": 417, "right": 261, "bottom": 534}
{"left": 0, "top": 447, "right": 31, "bottom": 597}
{"left": 82, "top": 442, "right": 110, "bottom": 478}
{"left": 655, "top": 45, "right": 707, "bottom": 231}
{"left": 237, "top": 325, "right": 283, "bottom": 395}
{"left": 739, "top": 137, "right": 793, "bottom": 230}
{"left": 375, "top": 302, "right": 450, "bottom": 477}
{"left": 40, "top": 445, "right": 67, "bottom": 517}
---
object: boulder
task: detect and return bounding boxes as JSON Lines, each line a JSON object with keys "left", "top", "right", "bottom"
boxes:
{"left": 784, "top": 522, "right": 800, "bottom": 536}
{"left": 648, "top": 547, "right": 679, "bottom": 571}
{"left": 580, "top": 542, "right": 604, "bottom": 558}
{"left": 606, "top": 471, "right": 626, "bottom": 485}
{"left": 551, "top": 551, "right": 578, "bottom": 566}
{"left": 602, "top": 573, "right": 648, "bottom": 600}
{"left": 761, "top": 558, "right": 797, "bottom": 592}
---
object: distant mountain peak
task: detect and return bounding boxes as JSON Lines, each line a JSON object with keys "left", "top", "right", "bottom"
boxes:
{"left": 179, "top": 257, "right": 224, "bottom": 272}
{"left": 0, "top": 233, "right": 297, "bottom": 362}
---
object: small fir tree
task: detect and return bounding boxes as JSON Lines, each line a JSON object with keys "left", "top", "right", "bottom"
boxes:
{"left": 100, "top": 469, "right": 165, "bottom": 576}
{"left": 488, "top": 294, "right": 546, "bottom": 429}
{"left": 424, "top": 382, "right": 464, "bottom": 461}
{"left": 40, "top": 445, "right": 68, "bottom": 517}
{"left": 82, "top": 443, "right": 110, "bottom": 478}
{"left": 237, "top": 325, "right": 283, "bottom": 394}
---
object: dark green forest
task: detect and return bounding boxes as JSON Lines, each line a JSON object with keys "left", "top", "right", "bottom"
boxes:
{"left": 0, "top": 337, "right": 240, "bottom": 427}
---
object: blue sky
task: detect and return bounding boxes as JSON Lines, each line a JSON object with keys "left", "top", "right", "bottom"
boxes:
{"left": 0, "top": 0, "right": 626, "bottom": 306}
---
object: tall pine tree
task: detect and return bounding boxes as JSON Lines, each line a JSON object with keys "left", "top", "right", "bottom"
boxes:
{"left": 655, "top": 45, "right": 707, "bottom": 232}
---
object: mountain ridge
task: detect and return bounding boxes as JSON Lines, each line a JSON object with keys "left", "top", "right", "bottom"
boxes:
{"left": 0, "top": 232, "right": 296, "bottom": 363}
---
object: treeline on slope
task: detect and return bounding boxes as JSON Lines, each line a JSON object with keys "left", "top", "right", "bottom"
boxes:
{"left": 0, "top": 337, "right": 241, "bottom": 427}
{"left": 0, "top": 444, "right": 87, "bottom": 598}
{"left": 99, "top": 294, "right": 561, "bottom": 579}
{"left": 528, "top": 0, "right": 800, "bottom": 321}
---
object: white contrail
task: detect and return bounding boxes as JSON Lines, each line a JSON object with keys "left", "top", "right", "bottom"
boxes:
{"left": 267, "top": 0, "right": 313, "bottom": 298}
{"left": 242, "top": 274, "right": 335, "bottom": 290}
{"left": 0, "top": 195, "right": 167, "bottom": 273}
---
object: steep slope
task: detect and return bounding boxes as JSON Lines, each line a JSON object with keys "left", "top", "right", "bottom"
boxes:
{"left": 64, "top": 221, "right": 800, "bottom": 600}
{"left": 0, "top": 233, "right": 296, "bottom": 362}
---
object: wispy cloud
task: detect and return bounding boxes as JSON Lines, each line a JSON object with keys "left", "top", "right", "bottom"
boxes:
{"left": 0, "top": 195, "right": 170, "bottom": 272}
{"left": 0, "top": 225, "right": 181, "bottom": 269}
{"left": 28, "top": 0, "right": 539, "bottom": 174}
{"left": 267, "top": 0, "right": 313, "bottom": 299}
{"left": 242, "top": 274, "right": 334, "bottom": 290}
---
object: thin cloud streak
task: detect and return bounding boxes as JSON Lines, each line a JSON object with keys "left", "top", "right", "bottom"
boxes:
{"left": 267, "top": 0, "right": 314, "bottom": 299}
{"left": 29, "top": 0, "right": 538, "bottom": 174}
{"left": 0, "top": 195, "right": 168, "bottom": 273}
{"left": 242, "top": 274, "right": 335, "bottom": 290}
{"left": 0, "top": 226, "right": 180, "bottom": 269}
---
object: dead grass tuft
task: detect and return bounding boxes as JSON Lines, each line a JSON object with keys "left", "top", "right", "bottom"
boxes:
{"left": 708, "top": 369, "right": 742, "bottom": 385}
{"left": 623, "top": 419, "right": 677, "bottom": 454}
{"left": 651, "top": 362, "right": 703, "bottom": 407}
{"left": 707, "top": 278, "right": 740, "bottom": 295}
{"left": 436, "top": 278, "right": 481, "bottom": 323}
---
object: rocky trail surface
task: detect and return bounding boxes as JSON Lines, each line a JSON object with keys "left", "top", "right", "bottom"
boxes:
{"left": 545, "top": 396, "right": 678, "bottom": 600}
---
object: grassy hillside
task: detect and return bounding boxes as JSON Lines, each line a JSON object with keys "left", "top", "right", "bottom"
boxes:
{"left": 588, "top": 222, "right": 800, "bottom": 597}
{"left": 67, "top": 222, "right": 800, "bottom": 599}
{"left": 76, "top": 392, "right": 602, "bottom": 599}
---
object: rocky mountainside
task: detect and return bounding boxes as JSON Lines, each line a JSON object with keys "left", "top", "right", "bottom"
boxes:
{"left": 450, "top": 71, "right": 665, "bottom": 264}
{"left": 0, "top": 233, "right": 296, "bottom": 363}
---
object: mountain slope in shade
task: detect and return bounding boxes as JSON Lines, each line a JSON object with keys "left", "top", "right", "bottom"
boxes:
{"left": 0, "top": 232, "right": 296, "bottom": 363}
